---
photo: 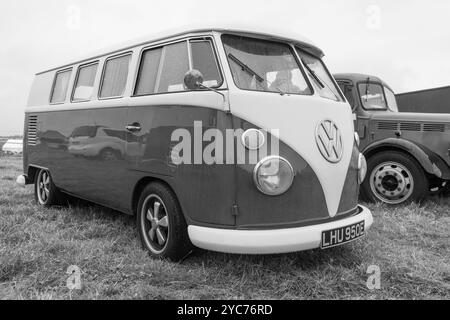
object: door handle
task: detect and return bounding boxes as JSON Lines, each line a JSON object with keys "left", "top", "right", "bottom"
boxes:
{"left": 126, "top": 123, "right": 142, "bottom": 132}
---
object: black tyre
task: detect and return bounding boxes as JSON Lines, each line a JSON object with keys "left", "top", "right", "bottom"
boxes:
{"left": 361, "top": 151, "right": 429, "bottom": 205}
{"left": 34, "top": 169, "right": 64, "bottom": 207}
{"left": 136, "top": 182, "right": 192, "bottom": 261}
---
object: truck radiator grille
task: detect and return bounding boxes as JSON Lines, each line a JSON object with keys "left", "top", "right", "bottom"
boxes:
{"left": 377, "top": 121, "right": 398, "bottom": 131}
{"left": 27, "top": 115, "right": 38, "bottom": 146}
{"left": 423, "top": 123, "right": 445, "bottom": 132}
{"left": 400, "top": 122, "right": 421, "bottom": 131}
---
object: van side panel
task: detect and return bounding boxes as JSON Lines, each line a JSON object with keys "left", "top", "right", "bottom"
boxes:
{"left": 126, "top": 105, "right": 236, "bottom": 226}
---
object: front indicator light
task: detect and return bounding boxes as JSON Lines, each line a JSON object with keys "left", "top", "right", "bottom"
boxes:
{"left": 253, "top": 156, "right": 294, "bottom": 196}
{"left": 358, "top": 153, "right": 367, "bottom": 184}
{"left": 354, "top": 132, "right": 360, "bottom": 147}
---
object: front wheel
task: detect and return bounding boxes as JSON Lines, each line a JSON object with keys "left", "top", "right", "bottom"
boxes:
{"left": 361, "top": 151, "right": 429, "bottom": 205}
{"left": 136, "top": 182, "right": 193, "bottom": 261}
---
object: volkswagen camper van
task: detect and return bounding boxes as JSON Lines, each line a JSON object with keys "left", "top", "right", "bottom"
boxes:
{"left": 17, "top": 26, "right": 372, "bottom": 260}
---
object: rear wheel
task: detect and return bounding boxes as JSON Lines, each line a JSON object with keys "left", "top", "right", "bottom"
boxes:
{"left": 34, "top": 169, "right": 64, "bottom": 207}
{"left": 136, "top": 182, "right": 192, "bottom": 261}
{"left": 362, "top": 151, "right": 429, "bottom": 205}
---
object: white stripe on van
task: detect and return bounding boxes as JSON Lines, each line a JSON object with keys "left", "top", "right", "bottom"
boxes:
{"left": 229, "top": 91, "right": 354, "bottom": 218}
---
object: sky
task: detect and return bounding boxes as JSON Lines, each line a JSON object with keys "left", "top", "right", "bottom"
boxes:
{"left": 0, "top": 0, "right": 449, "bottom": 136}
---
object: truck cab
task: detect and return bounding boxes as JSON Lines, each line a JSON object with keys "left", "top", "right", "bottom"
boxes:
{"left": 335, "top": 73, "right": 450, "bottom": 205}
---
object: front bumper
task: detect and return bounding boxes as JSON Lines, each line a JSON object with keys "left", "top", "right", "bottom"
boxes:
{"left": 188, "top": 205, "right": 373, "bottom": 254}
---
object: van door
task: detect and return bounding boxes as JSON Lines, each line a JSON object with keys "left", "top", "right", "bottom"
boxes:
{"left": 126, "top": 39, "right": 236, "bottom": 226}
{"left": 85, "top": 107, "right": 132, "bottom": 211}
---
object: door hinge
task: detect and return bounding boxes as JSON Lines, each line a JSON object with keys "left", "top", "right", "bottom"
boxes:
{"left": 231, "top": 204, "right": 239, "bottom": 216}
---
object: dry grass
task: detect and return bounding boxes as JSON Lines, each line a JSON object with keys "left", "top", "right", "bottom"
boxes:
{"left": 0, "top": 156, "right": 449, "bottom": 300}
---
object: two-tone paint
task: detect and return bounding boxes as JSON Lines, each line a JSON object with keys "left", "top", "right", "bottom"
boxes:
{"left": 18, "top": 26, "right": 373, "bottom": 254}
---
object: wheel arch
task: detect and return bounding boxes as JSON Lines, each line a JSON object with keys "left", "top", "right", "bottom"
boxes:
{"left": 26, "top": 165, "right": 46, "bottom": 184}
{"left": 362, "top": 138, "right": 450, "bottom": 180}
{"left": 131, "top": 176, "right": 183, "bottom": 218}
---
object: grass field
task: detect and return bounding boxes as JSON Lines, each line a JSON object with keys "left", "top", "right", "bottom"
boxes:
{"left": 0, "top": 156, "right": 449, "bottom": 300}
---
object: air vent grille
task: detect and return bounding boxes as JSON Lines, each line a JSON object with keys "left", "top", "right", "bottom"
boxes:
{"left": 400, "top": 122, "right": 421, "bottom": 131}
{"left": 27, "top": 115, "right": 38, "bottom": 146}
{"left": 423, "top": 123, "right": 445, "bottom": 132}
{"left": 377, "top": 121, "right": 398, "bottom": 131}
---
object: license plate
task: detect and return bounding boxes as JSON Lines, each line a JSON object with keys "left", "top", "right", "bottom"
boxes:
{"left": 321, "top": 221, "right": 365, "bottom": 249}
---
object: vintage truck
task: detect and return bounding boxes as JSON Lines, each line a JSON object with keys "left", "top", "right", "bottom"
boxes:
{"left": 334, "top": 73, "right": 450, "bottom": 205}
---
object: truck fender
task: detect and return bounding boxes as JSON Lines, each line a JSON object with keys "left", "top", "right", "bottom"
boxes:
{"left": 362, "top": 138, "right": 450, "bottom": 180}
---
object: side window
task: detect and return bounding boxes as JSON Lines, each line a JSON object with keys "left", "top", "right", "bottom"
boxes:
{"left": 157, "top": 42, "right": 189, "bottom": 93}
{"left": 134, "top": 47, "right": 163, "bottom": 95}
{"left": 190, "top": 40, "right": 222, "bottom": 87}
{"left": 72, "top": 62, "right": 99, "bottom": 102}
{"left": 100, "top": 54, "right": 132, "bottom": 98}
{"left": 134, "top": 41, "right": 190, "bottom": 95}
{"left": 50, "top": 69, "right": 72, "bottom": 104}
{"left": 338, "top": 82, "right": 355, "bottom": 109}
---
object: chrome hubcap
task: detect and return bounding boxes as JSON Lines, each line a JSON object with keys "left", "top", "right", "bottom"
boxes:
{"left": 141, "top": 195, "right": 169, "bottom": 253}
{"left": 37, "top": 170, "right": 51, "bottom": 204}
{"left": 370, "top": 161, "right": 414, "bottom": 204}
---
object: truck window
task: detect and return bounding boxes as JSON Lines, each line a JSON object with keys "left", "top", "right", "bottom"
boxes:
{"left": 190, "top": 39, "right": 222, "bottom": 88}
{"left": 50, "top": 69, "right": 72, "bottom": 104}
{"left": 358, "top": 82, "right": 387, "bottom": 110}
{"left": 338, "top": 82, "right": 355, "bottom": 109}
{"left": 135, "top": 41, "right": 189, "bottom": 95}
{"left": 222, "top": 34, "right": 311, "bottom": 95}
{"left": 384, "top": 87, "right": 399, "bottom": 112}
{"left": 72, "top": 62, "right": 99, "bottom": 102}
{"left": 100, "top": 54, "right": 131, "bottom": 98}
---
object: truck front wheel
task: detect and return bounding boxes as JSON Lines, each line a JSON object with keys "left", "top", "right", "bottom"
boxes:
{"left": 361, "top": 151, "right": 429, "bottom": 205}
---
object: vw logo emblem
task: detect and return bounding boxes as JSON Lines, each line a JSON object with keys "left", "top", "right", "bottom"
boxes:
{"left": 316, "top": 120, "right": 343, "bottom": 163}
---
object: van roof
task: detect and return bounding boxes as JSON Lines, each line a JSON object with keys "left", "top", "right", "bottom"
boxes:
{"left": 37, "top": 24, "right": 324, "bottom": 75}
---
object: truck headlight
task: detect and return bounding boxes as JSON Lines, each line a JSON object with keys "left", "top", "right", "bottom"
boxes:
{"left": 253, "top": 156, "right": 294, "bottom": 196}
{"left": 358, "top": 153, "right": 367, "bottom": 184}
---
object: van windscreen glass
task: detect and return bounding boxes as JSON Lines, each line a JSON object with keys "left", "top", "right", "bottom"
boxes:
{"left": 222, "top": 34, "right": 311, "bottom": 95}
{"left": 296, "top": 49, "right": 343, "bottom": 102}
{"left": 358, "top": 83, "right": 387, "bottom": 110}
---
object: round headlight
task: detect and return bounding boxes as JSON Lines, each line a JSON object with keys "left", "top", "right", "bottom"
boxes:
{"left": 253, "top": 156, "right": 294, "bottom": 196}
{"left": 358, "top": 153, "right": 367, "bottom": 184}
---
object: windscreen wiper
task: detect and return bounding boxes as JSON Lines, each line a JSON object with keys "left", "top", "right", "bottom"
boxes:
{"left": 302, "top": 63, "right": 325, "bottom": 89}
{"left": 228, "top": 53, "right": 264, "bottom": 83}
{"left": 227, "top": 53, "right": 285, "bottom": 95}
{"left": 303, "top": 62, "right": 340, "bottom": 100}
{"left": 365, "top": 77, "right": 371, "bottom": 101}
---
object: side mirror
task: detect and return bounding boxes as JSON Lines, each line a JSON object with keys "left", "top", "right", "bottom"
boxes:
{"left": 184, "top": 69, "right": 204, "bottom": 90}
